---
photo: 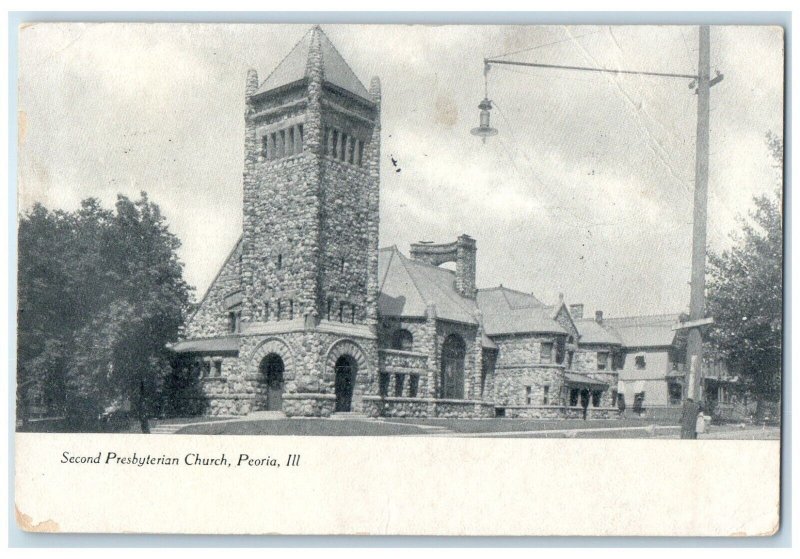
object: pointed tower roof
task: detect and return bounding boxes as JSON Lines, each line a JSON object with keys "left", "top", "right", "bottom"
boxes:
{"left": 254, "top": 26, "right": 372, "bottom": 102}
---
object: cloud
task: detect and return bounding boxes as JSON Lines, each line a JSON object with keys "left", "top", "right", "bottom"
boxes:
{"left": 18, "top": 24, "right": 784, "bottom": 316}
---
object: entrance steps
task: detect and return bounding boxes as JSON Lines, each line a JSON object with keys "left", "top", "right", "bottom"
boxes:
{"left": 247, "top": 410, "right": 287, "bottom": 420}
{"left": 330, "top": 412, "right": 369, "bottom": 420}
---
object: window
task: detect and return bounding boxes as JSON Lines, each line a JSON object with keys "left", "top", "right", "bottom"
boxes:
{"left": 440, "top": 334, "right": 466, "bottom": 399}
{"left": 287, "top": 127, "right": 295, "bottom": 155}
{"left": 597, "top": 352, "right": 609, "bottom": 371}
{"left": 339, "top": 302, "right": 345, "bottom": 322}
{"left": 326, "top": 299, "right": 333, "bottom": 321}
{"left": 592, "top": 391, "right": 602, "bottom": 407}
{"left": 611, "top": 389, "right": 618, "bottom": 407}
{"left": 228, "top": 311, "right": 240, "bottom": 333}
{"left": 635, "top": 355, "right": 646, "bottom": 370}
{"left": 391, "top": 329, "right": 414, "bottom": 351}
{"left": 323, "top": 125, "right": 365, "bottom": 166}
{"left": 379, "top": 373, "right": 390, "bottom": 397}
{"left": 289, "top": 300, "right": 294, "bottom": 320}
{"left": 276, "top": 300, "right": 282, "bottom": 321}
{"left": 277, "top": 253, "right": 282, "bottom": 270}
{"left": 540, "top": 342, "right": 553, "bottom": 363}
{"left": 214, "top": 361, "right": 222, "bottom": 378}
{"left": 569, "top": 388, "right": 579, "bottom": 407}
{"left": 340, "top": 257, "right": 345, "bottom": 273}
{"left": 525, "top": 385, "right": 532, "bottom": 405}
{"left": 543, "top": 385, "right": 550, "bottom": 405}
{"left": 555, "top": 338, "right": 566, "bottom": 364}
{"left": 264, "top": 301, "right": 270, "bottom": 320}
{"left": 669, "top": 382, "right": 683, "bottom": 405}
{"left": 350, "top": 304, "right": 356, "bottom": 324}
{"left": 394, "top": 374, "right": 404, "bottom": 397}
{"left": 278, "top": 130, "right": 286, "bottom": 158}
{"left": 200, "top": 360, "right": 211, "bottom": 379}
{"left": 409, "top": 375, "right": 419, "bottom": 397}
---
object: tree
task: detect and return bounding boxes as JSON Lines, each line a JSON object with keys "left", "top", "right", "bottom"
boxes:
{"left": 706, "top": 134, "right": 783, "bottom": 420}
{"left": 17, "top": 193, "right": 192, "bottom": 432}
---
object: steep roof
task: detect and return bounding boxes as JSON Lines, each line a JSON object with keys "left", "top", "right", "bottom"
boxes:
{"left": 378, "top": 246, "right": 479, "bottom": 325}
{"left": 254, "top": 26, "right": 372, "bottom": 102}
{"left": 575, "top": 318, "right": 623, "bottom": 345}
{"left": 476, "top": 286, "right": 566, "bottom": 336}
{"left": 603, "top": 314, "right": 681, "bottom": 348}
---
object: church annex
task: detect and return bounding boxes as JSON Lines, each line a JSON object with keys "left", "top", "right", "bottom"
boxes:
{"left": 169, "top": 26, "right": 692, "bottom": 420}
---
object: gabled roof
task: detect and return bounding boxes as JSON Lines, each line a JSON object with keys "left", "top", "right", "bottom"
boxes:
{"left": 254, "top": 26, "right": 372, "bottom": 102}
{"left": 603, "top": 314, "right": 681, "bottom": 348}
{"left": 378, "top": 246, "right": 478, "bottom": 325}
{"left": 575, "top": 318, "right": 623, "bottom": 346}
{"left": 476, "top": 286, "right": 566, "bottom": 336}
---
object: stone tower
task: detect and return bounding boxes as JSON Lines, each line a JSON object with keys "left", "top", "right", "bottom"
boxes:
{"left": 235, "top": 26, "right": 381, "bottom": 416}
{"left": 242, "top": 26, "right": 381, "bottom": 326}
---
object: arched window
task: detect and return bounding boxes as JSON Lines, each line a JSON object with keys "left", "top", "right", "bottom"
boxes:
{"left": 391, "top": 329, "right": 414, "bottom": 351}
{"left": 440, "top": 334, "right": 466, "bottom": 399}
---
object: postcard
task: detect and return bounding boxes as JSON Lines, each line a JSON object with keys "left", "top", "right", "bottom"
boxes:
{"left": 15, "top": 22, "right": 783, "bottom": 536}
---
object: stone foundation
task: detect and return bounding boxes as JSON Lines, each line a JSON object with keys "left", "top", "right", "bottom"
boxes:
{"left": 502, "top": 405, "right": 620, "bottom": 420}
{"left": 282, "top": 393, "right": 337, "bottom": 417}
{"left": 362, "top": 396, "right": 494, "bottom": 418}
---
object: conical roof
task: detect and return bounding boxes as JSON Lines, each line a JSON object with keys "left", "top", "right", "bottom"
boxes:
{"left": 254, "top": 26, "right": 372, "bottom": 102}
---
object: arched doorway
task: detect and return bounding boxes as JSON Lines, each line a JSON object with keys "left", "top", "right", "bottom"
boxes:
{"left": 441, "top": 334, "right": 466, "bottom": 399}
{"left": 334, "top": 355, "right": 356, "bottom": 412}
{"left": 259, "top": 353, "right": 285, "bottom": 411}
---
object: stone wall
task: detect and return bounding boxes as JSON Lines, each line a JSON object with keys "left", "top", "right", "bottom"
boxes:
{"left": 362, "top": 396, "right": 494, "bottom": 418}
{"left": 170, "top": 327, "right": 378, "bottom": 417}
{"left": 503, "top": 405, "right": 620, "bottom": 420}
{"left": 183, "top": 240, "right": 243, "bottom": 339}
{"left": 491, "top": 334, "right": 567, "bottom": 406}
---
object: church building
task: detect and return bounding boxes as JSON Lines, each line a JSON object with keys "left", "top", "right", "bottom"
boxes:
{"left": 169, "top": 26, "right": 689, "bottom": 419}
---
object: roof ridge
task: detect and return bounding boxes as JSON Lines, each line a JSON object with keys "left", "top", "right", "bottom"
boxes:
{"left": 317, "top": 27, "right": 370, "bottom": 96}
{"left": 377, "top": 245, "right": 397, "bottom": 295}
{"left": 187, "top": 234, "right": 243, "bottom": 323}
{"left": 258, "top": 27, "right": 312, "bottom": 91}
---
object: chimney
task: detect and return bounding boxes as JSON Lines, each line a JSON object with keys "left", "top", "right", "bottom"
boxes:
{"left": 455, "top": 235, "right": 477, "bottom": 298}
{"left": 595, "top": 310, "right": 604, "bottom": 323}
{"left": 569, "top": 304, "right": 584, "bottom": 319}
{"left": 409, "top": 235, "right": 477, "bottom": 299}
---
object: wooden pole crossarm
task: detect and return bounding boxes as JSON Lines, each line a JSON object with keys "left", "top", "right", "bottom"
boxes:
{"left": 484, "top": 58, "right": 699, "bottom": 81}
{"left": 672, "top": 317, "right": 715, "bottom": 331}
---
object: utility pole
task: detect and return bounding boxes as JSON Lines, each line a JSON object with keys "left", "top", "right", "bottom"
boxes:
{"left": 686, "top": 25, "right": 710, "bottom": 404}
{"left": 475, "top": 26, "right": 722, "bottom": 438}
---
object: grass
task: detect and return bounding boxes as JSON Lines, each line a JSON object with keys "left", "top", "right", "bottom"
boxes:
{"left": 174, "top": 416, "right": 684, "bottom": 437}
{"left": 379, "top": 417, "right": 680, "bottom": 433}
{"left": 176, "top": 418, "right": 428, "bottom": 437}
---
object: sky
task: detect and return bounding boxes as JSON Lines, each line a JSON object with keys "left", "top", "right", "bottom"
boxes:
{"left": 17, "top": 23, "right": 784, "bottom": 317}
